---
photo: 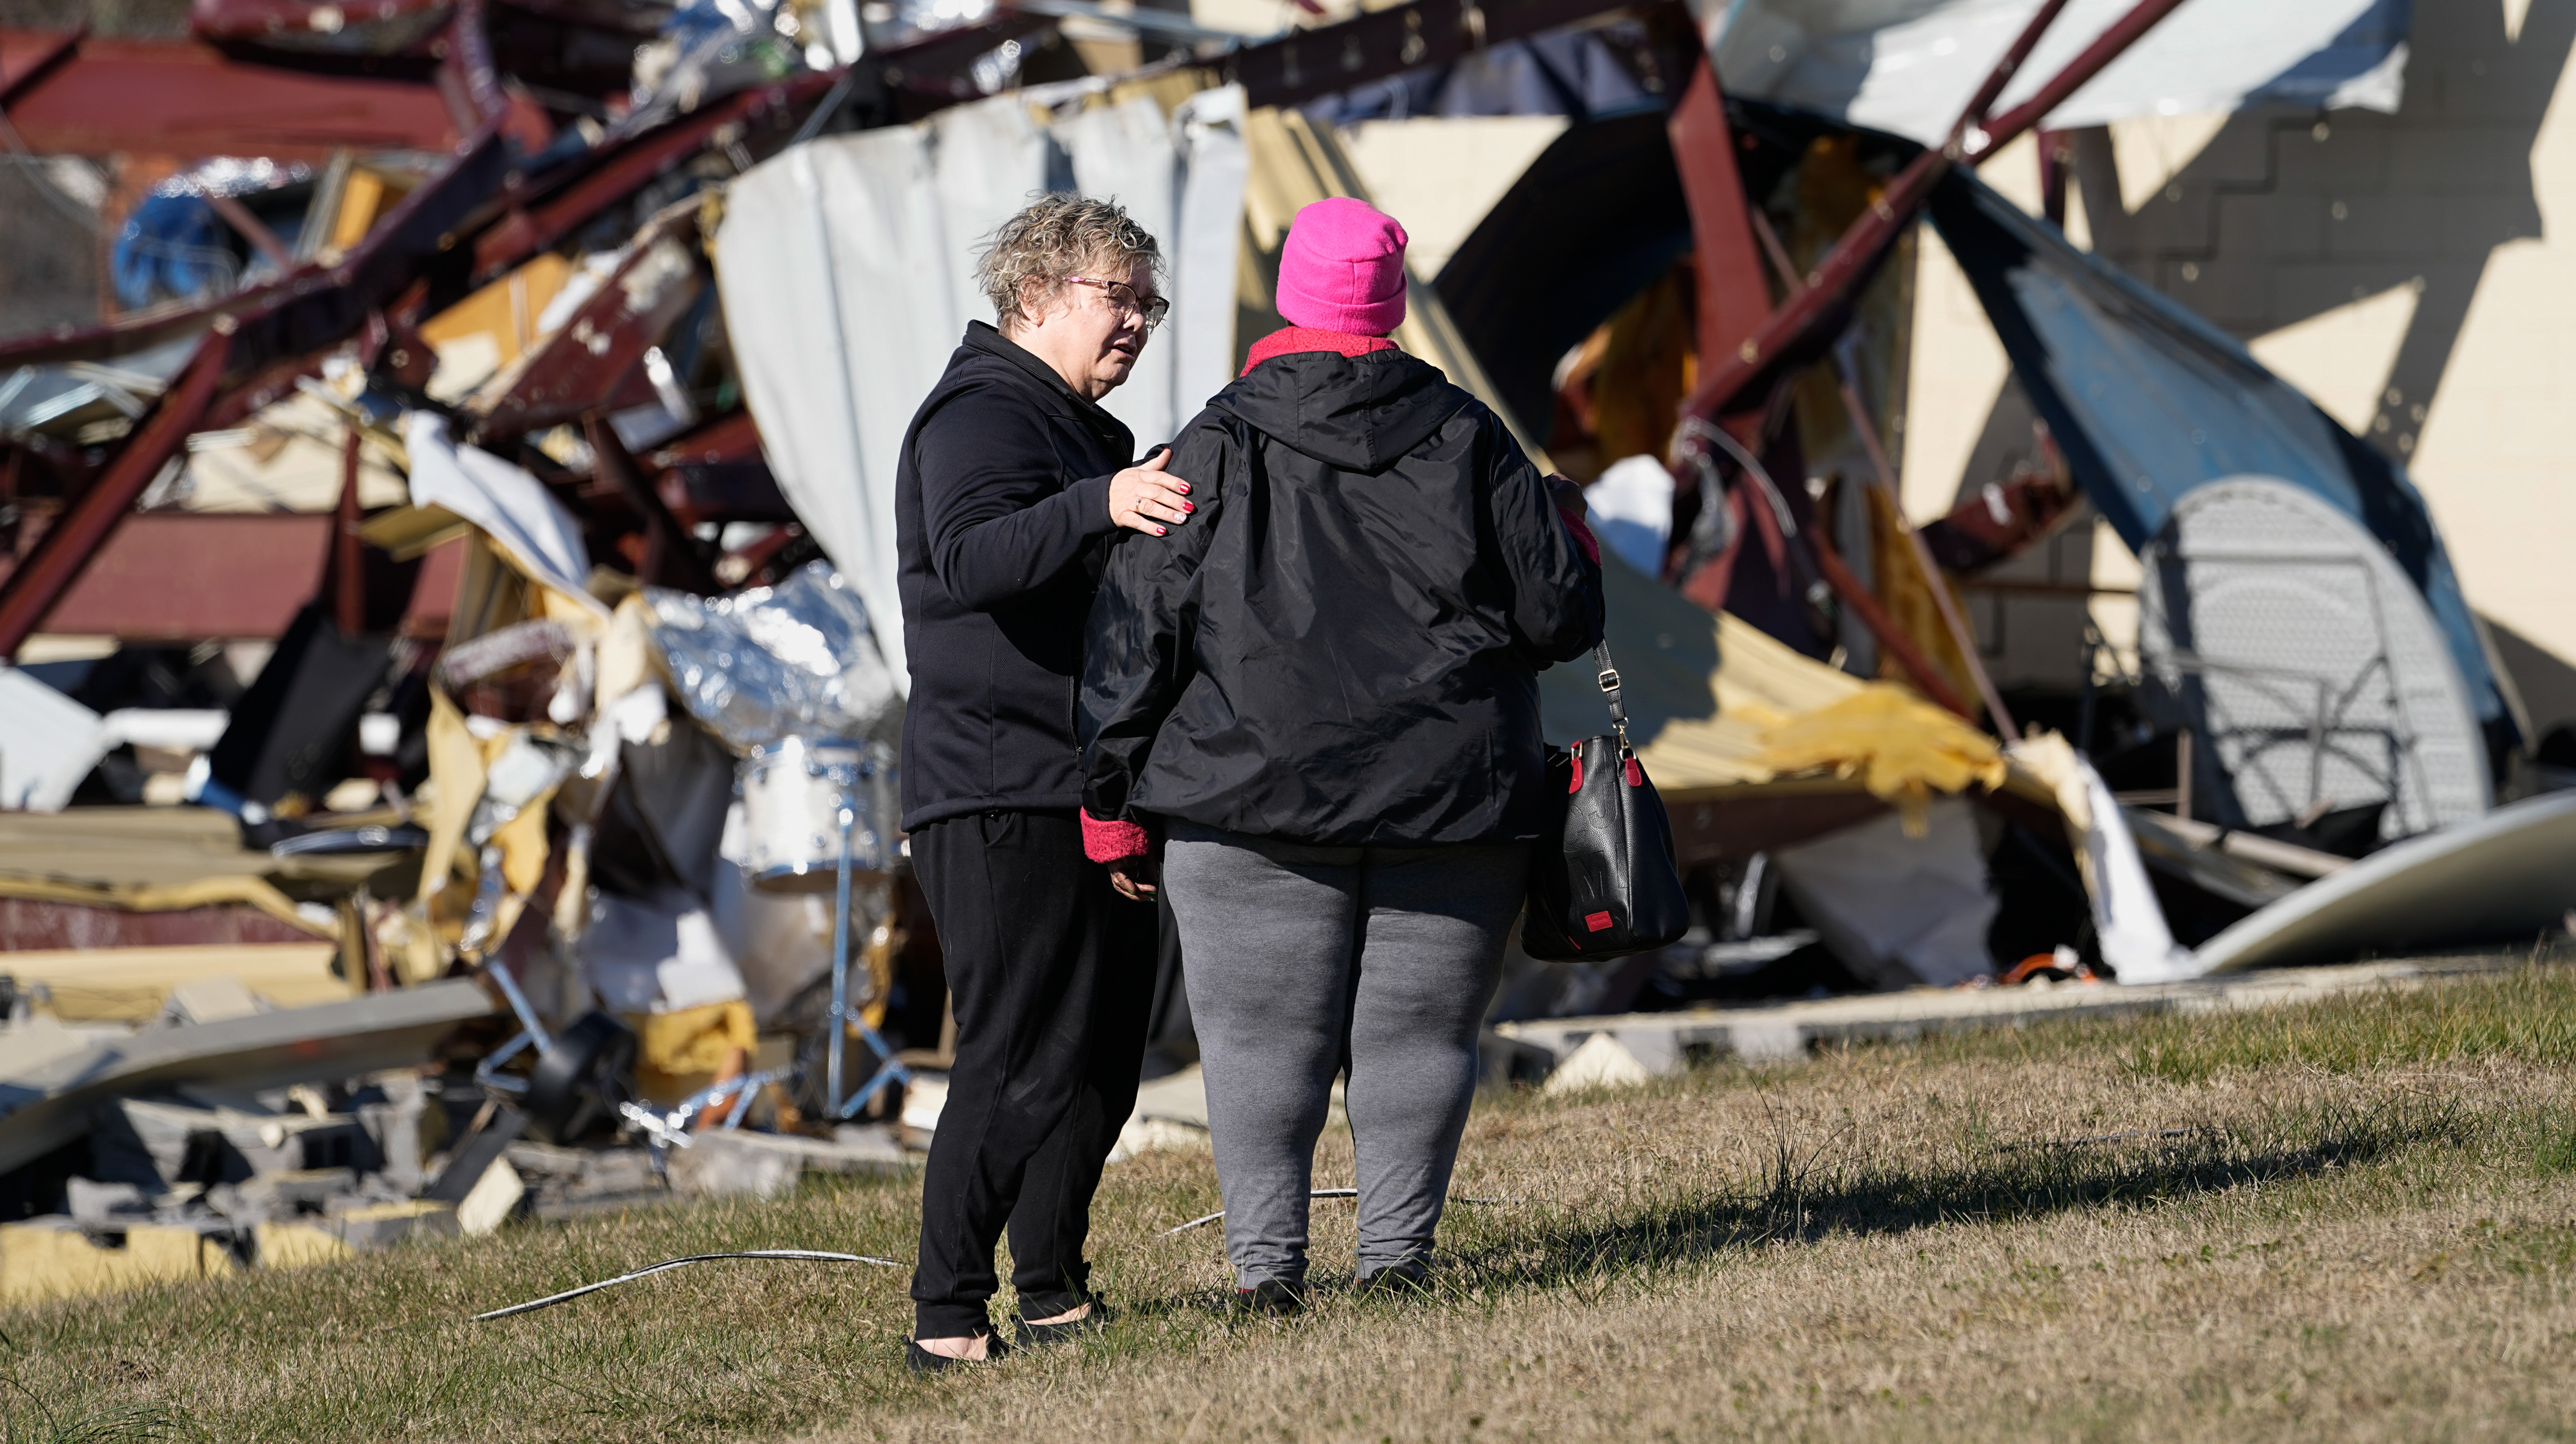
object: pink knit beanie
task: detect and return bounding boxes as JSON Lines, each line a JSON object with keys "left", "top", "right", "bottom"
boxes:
{"left": 1275, "top": 198, "right": 1409, "bottom": 337}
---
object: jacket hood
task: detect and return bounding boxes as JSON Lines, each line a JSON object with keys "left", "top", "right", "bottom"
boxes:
{"left": 1212, "top": 350, "right": 1472, "bottom": 474}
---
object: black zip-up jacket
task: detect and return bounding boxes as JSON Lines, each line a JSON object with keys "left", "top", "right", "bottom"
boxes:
{"left": 1078, "top": 347, "right": 1603, "bottom": 847}
{"left": 896, "top": 322, "right": 1136, "bottom": 830}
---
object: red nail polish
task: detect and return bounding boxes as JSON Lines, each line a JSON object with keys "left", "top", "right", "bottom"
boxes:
{"left": 1156, "top": 526, "right": 1168, "bottom": 535}
{"left": 1183, "top": 502, "right": 1196, "bottom": 513}
{"left": 1177, "top": 484, "right": 1190, "bottom": 493}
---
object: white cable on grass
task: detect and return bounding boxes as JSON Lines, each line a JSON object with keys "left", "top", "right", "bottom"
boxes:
{"left": 472, "top": 1249, "right": 904, "bottom": 1321}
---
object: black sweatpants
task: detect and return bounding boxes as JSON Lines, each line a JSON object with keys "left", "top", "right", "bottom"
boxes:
{"left": 908, "top": 808, "right": 1155, "bottom": 1339}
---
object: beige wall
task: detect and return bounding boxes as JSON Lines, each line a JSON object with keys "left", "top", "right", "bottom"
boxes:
{"left": 1338, "top": 116, "right": 1570, "bottom": 279}
{"left": 1899, "top": 0, "right": 2576, "bottom": 730}
{"left": 1901, "top": 133, "right": 2124, "bottom": 692}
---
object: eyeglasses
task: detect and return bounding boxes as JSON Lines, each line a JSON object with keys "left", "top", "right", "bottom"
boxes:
{"left": 1066, "top": 275, "right": 1170, "bottom": 330}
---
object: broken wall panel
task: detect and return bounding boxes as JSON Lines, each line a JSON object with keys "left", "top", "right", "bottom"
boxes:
{"left": 1923, "top": 167, "right": 2507, "bottom": 731}
{"left": 0, "top": 978, "right": 496, "bottom": 1177}
{"left": 2, "top": 942, "right": 349, "bottom": 1023}
{"left": 0, "top": 513, "right": 330, "bottom": 640}
{"left": 0, "top": 897, "right": 314, "bottom": 951}
{"left": 0, "top": 30, "right": 463, "bottom": 161}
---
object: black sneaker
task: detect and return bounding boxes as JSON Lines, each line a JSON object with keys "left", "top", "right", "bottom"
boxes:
{"left": 1233, "top": 1279, "right": 1307, "bottom": 1316}
{"left": 1013, "top": 1298, "right": 1114, "bottom": 1346}
{"left": 1354, "top": 1261, "right": 1431, "bottom": 1297}
{"left": 906, "top": 1333, "right": 1010, "bottom": 1373}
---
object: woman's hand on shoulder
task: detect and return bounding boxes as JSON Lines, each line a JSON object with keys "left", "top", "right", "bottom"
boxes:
{"left": 1109, "top": 448, "right": 1197, "bottom": 536}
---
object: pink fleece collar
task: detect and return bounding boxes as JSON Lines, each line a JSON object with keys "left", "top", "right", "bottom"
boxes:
{"left": 1240, "top": 326, "right": 1397, "bottom": 377}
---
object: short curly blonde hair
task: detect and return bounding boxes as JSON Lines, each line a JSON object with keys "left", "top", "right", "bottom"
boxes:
{"left": 975, "top": 194, "right": 1164, "bottom": 332}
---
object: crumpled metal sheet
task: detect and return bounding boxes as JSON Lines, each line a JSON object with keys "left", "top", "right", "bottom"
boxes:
{"left": 646, "top": 562, "right": 901, "bottom": 753}
{"left": 1705, "top": 0, "right": 2409, "bottom": 149}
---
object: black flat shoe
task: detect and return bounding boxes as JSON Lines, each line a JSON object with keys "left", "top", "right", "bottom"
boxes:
{"left": 907, "top": 1334, "right": 1010, "bottom": 1373}
{"left": 1013, "top": 1299, "right": 1114, "bottom": 1346}
{"left": 1233, "top": 1279, "right": 1307, "bottom": 1317}
{"left": 1354, "top": 1261, "right": 1431, "bottom": 1297}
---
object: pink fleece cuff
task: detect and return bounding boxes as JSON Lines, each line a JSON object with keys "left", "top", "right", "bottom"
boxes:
{"left": 1557, "top": 502, "right": 1601, "bottom": 567}
{"left": 1082, "top": 809, "right": 1150, "bottom": 863}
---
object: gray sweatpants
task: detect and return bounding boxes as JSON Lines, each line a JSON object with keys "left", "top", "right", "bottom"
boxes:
{"left": 1162, "top": 821, "right": 1527, "bottom": 1287}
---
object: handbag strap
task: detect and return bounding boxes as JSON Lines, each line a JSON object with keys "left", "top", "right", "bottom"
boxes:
{"left": 1593, "top": 641, "right": 1629, "bottom": 755}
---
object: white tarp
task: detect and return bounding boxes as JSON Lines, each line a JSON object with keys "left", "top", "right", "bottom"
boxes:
{"left": 929, "top": 97, "right": 1051, "bottom": 352}
{"left": 717, "top": 127, "right": 947, "bottom": 687}
{"left": 1702, "top": 0, "right": 2409, "bottom": 148}
{"left": 1169, "top": 88, "right": 1253, "bottom": 434}
{"left": 0, "top": 688, "right": 235, "bottom": 814}
{"left": 715, "top": 86, "right": 1252, "bottom": 692}
{"left": 1772, "top": 798, "right": 2000, "bottom": 988}
{"left": 1058, "top": 94, "right": 1182, "bottom": 447}
{"left": 401, "top": 412, "right": 608, "bottom": 618}
{"left": 1586, "top": 454, "right": 1678, "bottom": 578}
{"left": 2009, "top": 732, "right": 2198, "bottom": 983}
{"left": 0, "top": 668, "right": 105, "bottom": 813}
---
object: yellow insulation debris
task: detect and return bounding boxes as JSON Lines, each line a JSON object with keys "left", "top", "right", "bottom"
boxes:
{"left": 1753, "top": 685, "right": 2009, "bottom": 834}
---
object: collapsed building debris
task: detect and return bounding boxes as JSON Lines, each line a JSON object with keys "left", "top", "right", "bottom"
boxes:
{"left": 0, "top": 0, "right": 2565, "bottom": 1304}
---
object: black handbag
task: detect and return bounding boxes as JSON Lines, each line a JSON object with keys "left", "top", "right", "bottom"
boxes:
{"left": 1521, "top": 641, "right": 1693, "bottom": 962}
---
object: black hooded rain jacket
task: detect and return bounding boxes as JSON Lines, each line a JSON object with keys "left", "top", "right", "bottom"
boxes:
{"left": 1078, "top": 347, "right": 1603, "bottom": 847}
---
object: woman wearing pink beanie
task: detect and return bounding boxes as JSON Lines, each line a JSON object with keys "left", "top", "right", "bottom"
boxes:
{"left": 1077, "top": 197, "right": 1603, "bottom": 1310}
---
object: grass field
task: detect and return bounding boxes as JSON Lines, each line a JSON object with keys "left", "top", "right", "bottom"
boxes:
{"left": 10, "top": 959, "right": 2576, "bottom": 1442}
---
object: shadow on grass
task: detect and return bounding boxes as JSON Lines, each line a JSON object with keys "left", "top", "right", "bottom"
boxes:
{"left": 1430, "top": 1094, "right": 2473, "bottom": 1297}
{"left": 1105, "top": 1095, "right": 2478, "bottom": 1331}
{"left": 1107, "top": 1095, "right": 2477, "bottom": 1330}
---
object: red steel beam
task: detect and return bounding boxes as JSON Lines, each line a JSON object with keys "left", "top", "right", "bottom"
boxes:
{"left": 1947, "top": 0, "right": 2074, "bottom": 153}
{"left": 471, "top": 72, "right": 838, "bottom": 281}
{"left": 1805, "top": 516, "right": 1975, "bottom": 719}
{"left": 586, "top": 414, "right": 719, "bottom": 594}
{"left": 0, "top": 328, "right": 232, "bottom": 659}
{"left": 0, "top": 126, "right": 500, "bottom": 657}
{"left": 1672, "top": 0, "right": 2184, "bottom": 432}
{"left": 1980, "top": 0, "right": 2186, "bottom": 145}
{"left": 646, "top": 409, "right": 762, "bottom": 473}
{"left": 469, "top": 20, "right": 1030, "bottom": 283}
{"left": 1742, "top": 197, "right": 2020, "bottom": 734}
{"left": 1225, "top": 0, "right": 1631, "bottom": 110}
{"left": 1665, "top": 57, "right": 1772, "bottom": 386}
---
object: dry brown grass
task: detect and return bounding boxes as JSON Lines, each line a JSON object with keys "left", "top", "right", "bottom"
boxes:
{"left": 7, "top": 963, "right": 2576, "bottom": 1442}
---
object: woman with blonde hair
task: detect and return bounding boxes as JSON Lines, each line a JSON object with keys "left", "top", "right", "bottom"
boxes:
{"left": 894, "top": 194, "right": 1195, "bottom": 1370}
